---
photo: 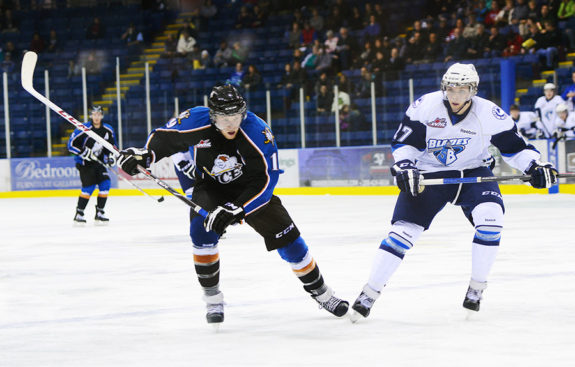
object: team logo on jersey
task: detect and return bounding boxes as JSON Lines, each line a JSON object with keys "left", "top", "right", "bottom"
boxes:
{"left": 411, "top": 96, "right": 424, "bottom": 109}
{"left": 427, "top": 138, "right": 471, "bottom": 166}
{"left": 196, "top": 139, "right": 211, "bottom": 148}
{"left": 262, "top": 127, "right": 275, "bottom": 145}
{"left": 427, "top": 117, "right": 447, "bottom": 128}
{"left": 492, "top": 106, "right": 507, "bottom": 120}
{"left": 204, "top": 154, "right": 243, "bottom": 184}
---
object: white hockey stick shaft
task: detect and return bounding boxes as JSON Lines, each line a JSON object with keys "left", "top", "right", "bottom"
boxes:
{"left": 421, "top": 173, "right": 575, "bottom": 186}
{"left": 21, "top": 52, "right": 206, "bottom": 216}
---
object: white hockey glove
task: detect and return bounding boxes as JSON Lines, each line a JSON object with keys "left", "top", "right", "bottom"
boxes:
{"left": 105, "top": 154, "right": 117, "bottom": 167}
{"left": 525, "top": 160, "right": 557, "bottom": 189}
{"left": 204, "top": 203, "right": 245, "bottom": 236}
{"left": 176, "top": 159, "right": 196, "bottom": 180}
{"left": 118, "top": 147, "right": 152, "bottom": 176}
{"left": 391, "top": 159, "right": 424, "bottom": 196}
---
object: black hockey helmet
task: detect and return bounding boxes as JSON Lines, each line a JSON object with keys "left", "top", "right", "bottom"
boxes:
{"left": 208, "top": 84, "right": 247, "bottom": 122}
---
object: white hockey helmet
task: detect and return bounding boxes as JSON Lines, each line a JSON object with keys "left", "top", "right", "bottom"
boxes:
{"left": 556, "top": 103, "right": 569, "bottom": 114}
{"left": 441, "top": 63, "right": 480, "bottom": 98}
{"left": 543, "top": 83, "right": 556, "bottom": 90}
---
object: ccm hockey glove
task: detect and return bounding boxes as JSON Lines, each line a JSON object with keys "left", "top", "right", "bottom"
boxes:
{"left": 118, "top": 148, "right": 152, "bottom": 176}
{"left": 79, "top": 146, "right": 94, "bottom": 161}
{"left": 391, "top": 159, "right": 423, "bottom": 196}
{"left": 204, "top": 203, "right": 245, "bottom": 236}
{"left": 525, "top": 160, "right": 558, "bottom": 189}
{"left": 176, "top": 159, "right": 196, "bottom": 180}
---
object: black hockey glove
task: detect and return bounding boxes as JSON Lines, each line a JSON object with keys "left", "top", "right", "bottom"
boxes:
{"left": 79, "top": 146, "right": 94, "bottom": 161}
{"left": 176, "top": 159, "right": 196, "bottom": 180}
{"left": 204, "top": 203, "right": 245, "bottom": 236}
{"left": 105, "top": 154, "right": 117, "bottom": 167}
{"left": 118, "top": 148, "right": 152, "bottom": 176}
{"left": 525, "top": 160, "right": 558, "bottom": 189}
{"left": 391, "top": 159, "right": 423, "bottom": 197}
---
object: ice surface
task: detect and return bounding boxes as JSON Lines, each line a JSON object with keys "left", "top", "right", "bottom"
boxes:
{"left": 1, "top": 194, "right": 574, "bottom": 366}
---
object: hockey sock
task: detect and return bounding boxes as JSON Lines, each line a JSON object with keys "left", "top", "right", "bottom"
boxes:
{"left": 97, "top": 195, "right": 107, "bottom": 209}
{"left": 77, "top": 196, "right": 89, "bottom": 210}
{"left": 471, "top": 242, "right": 499, "bottom": 283}
{"left": 278, "top": 237, "right": 326, "bottom": 295}
{"left": 193, "top": 246, "right": 220, "bottom": 293}
{"left": 367, "top": 241, "right": 405, "bottom": 292}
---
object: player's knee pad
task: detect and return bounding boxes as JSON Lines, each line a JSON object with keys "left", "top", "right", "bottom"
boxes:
{"left": 380, "top": 221, "right": 424, "bottom": 257}
{"left": 190, "top": 215, "right": 219, "bottom": 248}
{"left": 81, "top": 184, "right": 96, "bottom": 196}
{"left": 98, "top": 179, "right": 111, "bottom": 195}
{"left": 277, "top": 236, "right": 309, "bottom": 263}
{"left": 472, "top": 202, "right": 503, "bottom": 246}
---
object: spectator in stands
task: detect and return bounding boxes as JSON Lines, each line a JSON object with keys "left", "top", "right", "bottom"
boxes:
{"left": 3, "top": 40, "right": 20, "bottom": 64}
{"left": 348, "top": 6, "right": 364, "bottom": 31}
{"left": 335, "top": 27, "right": 358, "bottom": 71}
{"left": 86, "top": 17, "right": 105, "bottom": 39}
{"left": 485, "top": 25, "right": 507, "bottom": 57}
{"left": 28, "top": 31, "right": 45, "bottom": 54}
{"left": 557, "top": 0, "right": 575, "bottom": 50}
{"left": 408, "top": 20, "right": 429, "bottom": 40}
{"left": 401, "top": 31, "right": 424, "bottom": 64}
{"left": 1, "top": 9, "right": 18, "bottom": 33}
{"left": 302, "top": 43, "right": 320, "bottom": 70}
{"left": 467, "top": 23, "right": 489, "bottom": 58}
{"left": 235, "top": 6, "right": 253, "bottom": 29}
{"left": 242, "top": 64, "right": 262, "bottom": 91}
{"left": 316, "top": 84, "right": 333, "bottom": 115}
{"left": 325, "top": 7, "right": 343, "bottom": 34}
{"left": 533, "top": 20, "right": 561, "bottom": 70}
{"left": 339, "top": 104, "right": 366, "bottom": 133}
{"left": 560, "top": 71, "right": 575, "bottom": 111}
{"left": 510, "top": 104, "right": 540, "bottom": 139}
{"left": 497, "top": 0, "right": 516, "bottom": 28}
{"left": 386, "top": 47, "right": 405, "bottom": 79}
{"left": 251, "top": 5, "right": 268, "bottom": 28}
{"left": 121, "top": 23, "right": 144, "bottom": 47}
{"left": 84, "top": 51, "right": 101, "bottom": 74}
{"left": 301, "top": 22, "right": 317, "bottom": 48}
{"left": 177, "top": 29, "right": 196, "bottom": 57}
{"left": 355, "top": 66, "right": 375, "bottom": 98}
{"left": 324, "top": 30, "right": 339, "bottom": 54}
{"left": 484, "top": 1, "right": 501, "bottom": 27}
{"left": 213, "top": 41, "right": 233, "bottom": 68}
{"left": 226, "top": 62, "right": 244, "bottom": 88}
{"left": 46, "top": 29, "right": 58, "bottom": 52}
{"left": 337, "top": 73, "right": 352, "bottom": 95}
{"left": 230, "top": 41, "right": 248, "bottom": 64}
{"left": 538, "top": 5, "right": 557, "bottom": 26}
{"left": 199, "top": 50, "right": 212, "bottom": 69}
{"left": 358, "top": 40, "right": 374, "bottom": 68}
{"left": 503, "top": 29, "right": 524, "bottom": 56}
{"left": 1, "top": 53, "right": 14, "bottom": 75}
{"left": 512, "top": 0, "right": 531, "bottom": 37}
{"left": 463, "top": 14, "right": 480, "bottom": 39}
{"left": 422, "top": 32, "right": 443, "bottom": 62}
{"left": 363, "top": 14, "right": 381, "bottom": 43}
{"left": 287, "top": 22, "right": 302, "bottom": 49}
{"left": 526, "top": 0, "right": 539, "bottom": 22}
{"left": 292, "top": 48, "right": 304, "bottom": 64}
{"left": 163, "top": 33, "right": 178, "bottom": 58}
{"left": 189, "top": 44, "right": 203, "bottom": 68}
{"left": 435, "top": 16, "right": 451, "bottom": 42}
{"left": 363, "top": 3, "right": 374, "bottom": 27}
{"left": 444, "top": 27, "right": 469, "bottom": 62}
{"left": 315, "top": 44, "right": 335, "bottom": 74}
{"left": 309, "top": 7, "right": 324, "bottom": 33}
{"left": 199, "top": 0, "right": 217, "bottom": 26}
{"left": 314, "top": 71, "right": 333, "bottom": 96}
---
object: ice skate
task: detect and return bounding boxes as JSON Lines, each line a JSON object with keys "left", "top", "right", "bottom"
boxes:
{"left": 94, "top": 206, "right": 109, "bottom": 225}
{"left": 73, "top": 208, "right": 86, "bottom": 225}
{"left": 312, "top": 287, "right": 349, "bottom": 317}
{"left": 204, "top": 292, "right": 224, "bottom": 327}
{"left": 463, "top": 279, "right": 487, "bottom": 315}
{"left": 350, "top": 284, "right": 380, "bottom": 323}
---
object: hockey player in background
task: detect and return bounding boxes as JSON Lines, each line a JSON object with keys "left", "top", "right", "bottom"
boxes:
{"left": 67, "top": 106, "right": 117, "bottom": 224}
{"left": 553, "top": 103, "right": 575, "bottom": 139}
{"left": 509, "top": 104, "right": 539, "bottom": 139}
{"left": 117, "top": 84, "right": 349, "bottom": 324}
{"left": 171, "top": 150, "right": 196, "bottom": 199}
{"left": 351, "top": 63, "right": 558, "bottom": 321}
{"left": 534, "top": 83, "right": 565, "bottom": 138}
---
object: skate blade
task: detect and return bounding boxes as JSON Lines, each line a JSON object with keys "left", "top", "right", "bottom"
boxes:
{"left": 348, "top": 311, "right": 363, "bottom": 323}
{"left": 73, "top": 222, "right": 86, "bottom": 227}
{"left": 94, "top": 221, "right": 109, "bottom": 226}
{"left": 210, "top": 323, "right": 222, "bottom": 332}
{"left": 465, "top": 309, "right": 478, "bottom": 321}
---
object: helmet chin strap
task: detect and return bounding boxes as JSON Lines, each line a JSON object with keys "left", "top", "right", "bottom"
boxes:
{"left": 453, "top": 99, "right": 471, "bottom": 114}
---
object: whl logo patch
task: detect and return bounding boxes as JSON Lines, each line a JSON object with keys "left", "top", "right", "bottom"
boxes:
{"left": 428, "top": 138, "right": 471, "bottom": 166}
{"left": 427, "top": 117, "right": 447, "bottom": 128}
{"left": 196, "top": 139, "right": 211, "bottom": 148}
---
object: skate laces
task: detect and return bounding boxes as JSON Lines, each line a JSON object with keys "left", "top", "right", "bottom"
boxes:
{"left": 356, "top": 291, "right": 376, "bottom": 308}
{"left": 466, "top": 287, "right": 483, "bottom": 302}
{"left": 206, "top": 303, "right": 224, "bottom": 314}
{"left": 316, "top": 294, "right": 344, "bottom": 312}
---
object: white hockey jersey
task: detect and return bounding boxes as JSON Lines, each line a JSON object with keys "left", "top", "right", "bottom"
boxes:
{"left": 514, "top": 110, "right": 538, "bottom": 137}
{"left": 553, "top": 113, "right": 575, "bottom": 138}
{"left": 392, "top": 91, "right": 540, "bottom": 173}
{"left": 534, "top": 95, "right": 565, "bottom": 138}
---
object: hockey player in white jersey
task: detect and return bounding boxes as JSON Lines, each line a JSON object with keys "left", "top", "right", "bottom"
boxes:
{"left": 534, "top": 83, "right": 565, "bottom": 138}
{"left": 553, "top": 103, "right": 575, "bottom": 139}
{"left": 509, "top": 104, "right": 539, "bottom": 139}
{"left": 351, "top": 63, "right": 558, "bottom": 320}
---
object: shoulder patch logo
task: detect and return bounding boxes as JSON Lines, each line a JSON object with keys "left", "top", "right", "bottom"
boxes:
{"left": 196, "top": 139, "right": 211, "bottom": 148}
{"left": 492, "top": 106, "right": 507, "bottom": 120}
{"left": 262, "top": 127, "right": 275, "bottom": 145}
{"left": 427, "top": 117, "right": 447, "bottom": 128}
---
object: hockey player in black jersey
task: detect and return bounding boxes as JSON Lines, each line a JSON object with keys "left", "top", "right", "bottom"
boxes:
{"left": 118, "top": 84, "right": 349, "bottom": 324}
{"left": 68, "top": 106, "right": 117, "bottom": 224}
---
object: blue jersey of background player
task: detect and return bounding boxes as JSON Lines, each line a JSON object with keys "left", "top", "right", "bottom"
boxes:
{"left": 67, "top": 106, "right": 116, "bottom": 224}
{"left": 118, "top": 84, "right": 349, "bottom": 324}
{"left": 350, "top": 63, "right": 558, "bottom": 321}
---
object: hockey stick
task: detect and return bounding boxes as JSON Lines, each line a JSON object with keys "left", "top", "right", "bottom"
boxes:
{"left": 92, "top": 156, "right": 165, "bottom": 203}
{"left": 21, "top": 51, "right": 206, "bottom": 217}
{"left": 421, "top": 173, "right": 575, "bottom": 186}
